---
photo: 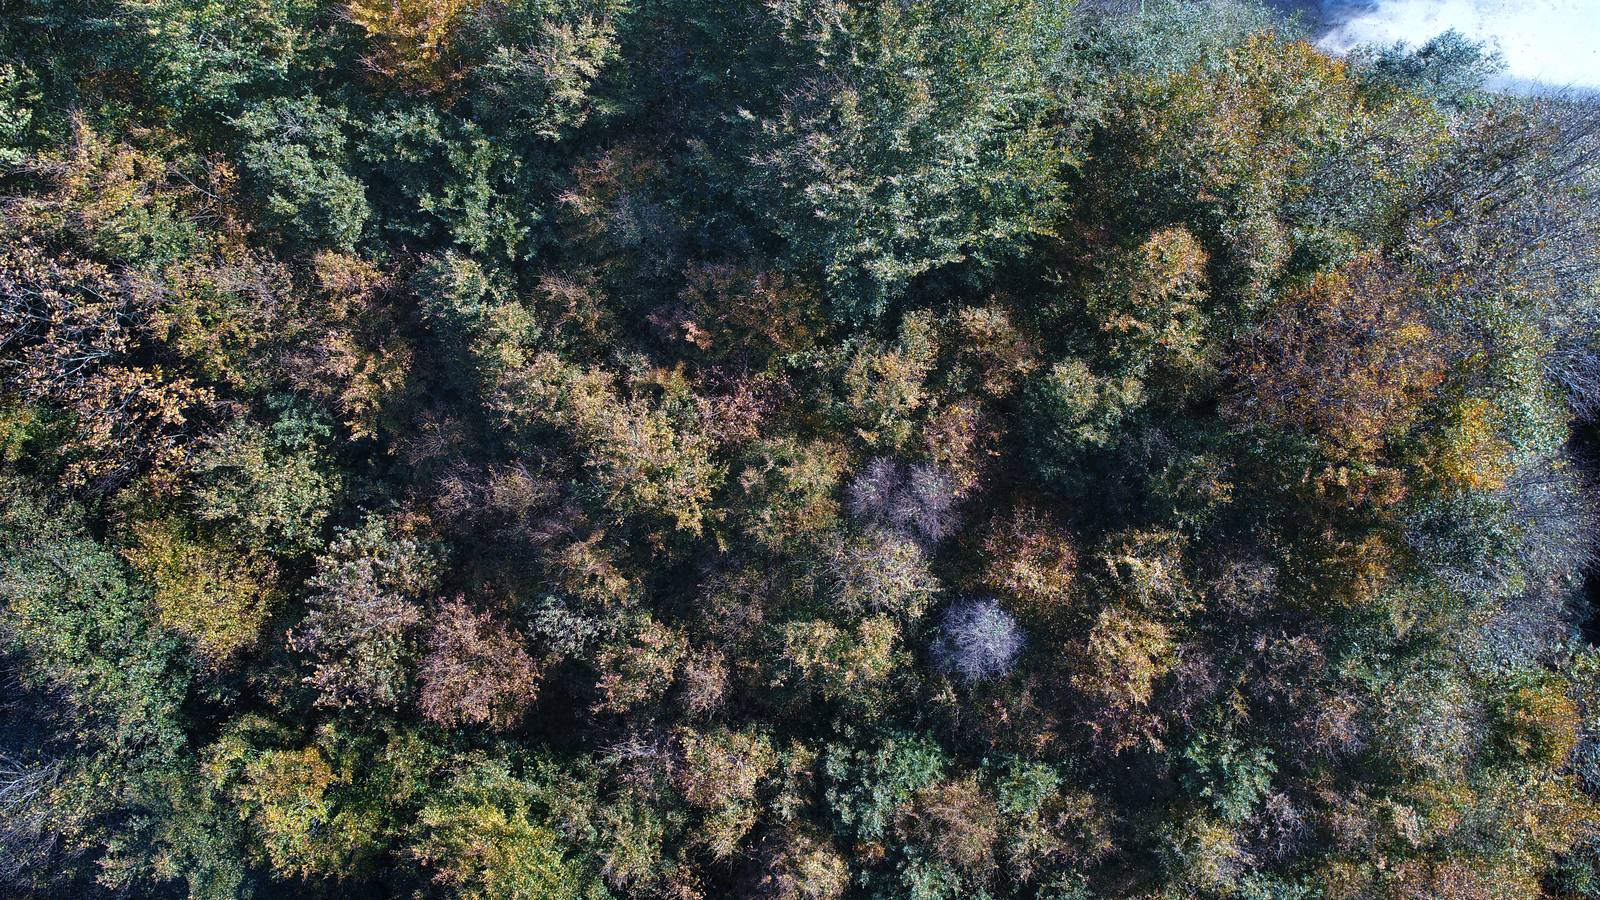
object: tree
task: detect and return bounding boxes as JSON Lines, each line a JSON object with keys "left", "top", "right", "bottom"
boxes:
{"left": 672, "top": 727, "right": 777, "bottom": 858}
{"left": 1094, "top": 31, "right": 1434, "bottom": 304}
{"left": 182, "top": 400, "right": 340, "bottom": 557}
{"left": 1157, "top": 816, "right": 1248, "bottom": 895}
{"left": 0, "top": 479, "right": 191, "bottom": 759}
{"left": 1024, "top": 357, "right": 1145, "bottom": 478}
{"left": 844, "top": 457, "right": 959, "bottom": 546}
{"left": 671, "top": 262, "right": 824, "bottom": 364}
{"left": 7, "top": 0, "right": 1600, "bottom": 894}
{"left": 0, "top": 752, "right": 61, "bottom": 889}
{"left": 781, "top": 616, "right": 901, "bottom": 705}
{"left": 129, "top": 0, "right": 324, "bottom": 122}
{"left": 232, "top": 96, "right": 370, "bottom": 250}
{"left": 930, "top": 598, "right": 1024, "bottom": 684}
{"left": 346, "top": 0, "right": 467, "bottom": 92}
{"left": 224, "top": 743, "right": 375, "bottom": 880}
{"left": 592, "top": 617, "right": 687, "bottom": 715}
{"left": 0, "top": 62, "right": 35, "bottom": 166}
{"left": 0, "top": 481, "right": 256, "bottom": 897}
{"left": 147, "top": 254, "right": 298, "bottom": 395}
{"left": 1227, "top": 257, "right": 1445, "bottom": 458}
{"left": 410, "top": 757, "right": 593, "bottom": 900}
{"left": 289, "top": 517, "right": 440, "bottom": 709}
{"left": 1180, "top": 729, "right": 1277, "bottom": 824}
{"left": 282, "top": 252, "right": 415, "bottom": 441}
{"left": 120, "top": 514, "right": 279, "bottom": 665}
{"left": 1490, "top": 672, "right": 1581, "bottom": 767}
{"left": 749, "top": 825, "right": 850, "bottom": 900}
{"left": 360, "top": 108, "right": 533, "bottom": 258}
{"left": 836, "top": 312, "right": 939, "bottom": 448}
{"left": 978, "top": 506, "right": 1078, "bottom": 619}
{"left": 825, "top": 531, "right": 939, "bottom": 622}
{"left": 992, "top": 760, "right": 1112, "bottom": 882}
{"left": 894, "top": 774, "right": 1000, "bottom": 874}
{"left": 1083, "top": 227, "right": 1213, "bottom": 393}
{"left": 504, "top": 364, "right": 728, "bottom": 538}
{"left": 0, "top": 154, "right": 221, "bottom": 489}
{"left": 457, "top": 0, "right": 629, "bottom": 143}
{"left": 734, "top": 437, "right": 846, "bottom": 549}
{"left": 823, "top": 731, "right": 946, "bottom": 843}
{"left": 1070, "top": 606, "right": 1174, "bottom": 752}
{"left": 746, "top": 0, "right": 1082, "bottom": 322}
{"left": 417, "top": 597, "right": 540, "bottom": 731}
{"left": 1351, "top": 30, "right": 1504, "bottom": 113}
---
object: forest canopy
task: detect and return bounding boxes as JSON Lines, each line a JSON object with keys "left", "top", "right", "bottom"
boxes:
{"left": 3, "top": 0, "right": 1600, "bottom": 897}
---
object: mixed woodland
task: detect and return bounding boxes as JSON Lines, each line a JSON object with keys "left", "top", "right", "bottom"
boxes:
{"left": 4, "top": 0, "right": 1600, "bottom": 896}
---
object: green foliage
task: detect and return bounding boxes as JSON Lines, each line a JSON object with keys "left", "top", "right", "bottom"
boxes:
{"left": 183, "top": 399, "right": 340, "bottom": 556}
{"left": 205, "top": 718, "right": 396, "bottom": 882}
{"left": 410, "top": 757, "right": 597, "bottom": 899}
{"left": 748, "top": 0, "right": 1083, "bottom": 322}
{"left": 1026, "top": 357, "right": 1145, "bottom": 476}
{"left": 823, "top": 731, "right": 947, "bottom": 842}
{"left": 0, "top": 60, "right": 37, "bottom": 165}
{"left": 1079, "top": 0, "right": 1282, "bottom": 77}
{"left": 0, "top": 480, "right": 190, "bottom": 756}
{"left": 133, "top": 0, "right": 325, "bottom": 121}
{"left": 458, "top": 0, "right": 628, "bottom": 142}
{"left": 233, "top": 96, "right": 370, "bottom": 250}
{"left": 1351, "top": 30, "right": 1504, "bottom": 112}
{"left": 0, "top": 480, "right": 253, "bottom": 897}
{"left": 1180, "top": 729, "right": 1277, "bottom": 824}
{"left": 362, "top": 106, "right": 535, "bottom": 258}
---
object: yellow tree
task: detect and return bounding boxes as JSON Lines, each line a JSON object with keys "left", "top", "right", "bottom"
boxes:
{"left": 347, "top": 0, "right": 466, "bottom": 92}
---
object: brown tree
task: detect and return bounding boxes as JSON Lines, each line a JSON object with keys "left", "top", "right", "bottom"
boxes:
{"left": 1227, "top": 256, "right": 1446, "bottom": 457}
{"left": 894, "top": 774, "right": 1001, "bottom": 873}
{"left": 418, "top": 597, "right": 540, "bottom": 731}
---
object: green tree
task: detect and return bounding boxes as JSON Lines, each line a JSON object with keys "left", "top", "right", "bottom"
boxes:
{"left": 233, "top": 96, "right": 370, "bottom": 250}
{"left": 410, "top": 757, "right": 596, "bottom": 899}
{"left": 746, "top": 0, "right": 1083, "bottom": 322}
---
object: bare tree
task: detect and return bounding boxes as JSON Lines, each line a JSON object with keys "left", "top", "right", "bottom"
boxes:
{"left": 932, "top": 598, "right": 1024, "bottom": 683}
{"left": 845, "top": 457, "right": 958, "bottom": 545}
{"left": 1408, "top": 97, "right": 1600, "bottom": 419}
{"left": 0, "top": 753, "right": 59, "bottom": 887}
